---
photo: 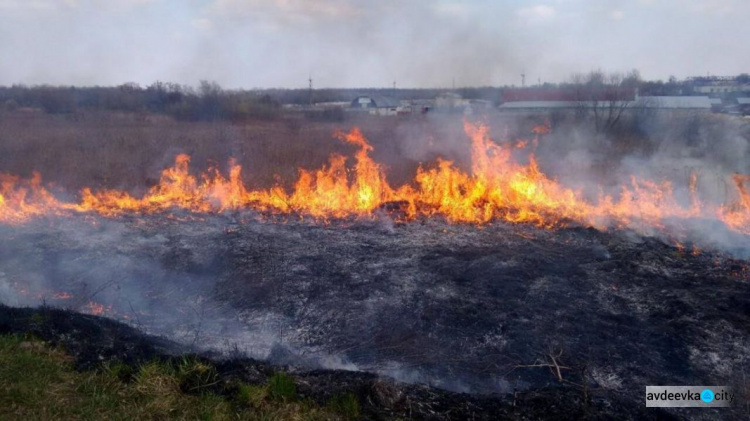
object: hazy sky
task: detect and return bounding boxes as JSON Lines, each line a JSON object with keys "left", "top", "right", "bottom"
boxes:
{"left": 1, "top": 0, "right": 748, "bottom": 88}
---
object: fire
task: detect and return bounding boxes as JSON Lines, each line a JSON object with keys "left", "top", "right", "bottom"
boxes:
{"left": 718, "top": 174, "right": 750, "bottom": 235}
{"left": 271, "top": 128, "right": 401, "bottom": 218}
{"left": 409, "top": 122, "right": 581, "bottom": 226}
{"left": 0, "top": 122, "right": 748, "bottom": 237}
{"left": 0, "top": 172, "right": 65, "bottom": 223}
{"left": 83, "top": 301, "right": 112, "bottom": 316}
{"left": 691, "top": 246, "right": 702, "bottom": 257}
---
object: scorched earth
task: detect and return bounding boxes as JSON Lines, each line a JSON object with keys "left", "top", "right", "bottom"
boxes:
{"left": 1, "top": 212, "right": 748, "bottom": 412}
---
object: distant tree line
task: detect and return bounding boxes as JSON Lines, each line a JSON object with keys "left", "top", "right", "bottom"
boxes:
{"left": 267, "top": 87, "right": 505, "bottom": 105}
{"left": 0, "top": 83, "right": 507, "bottom": 117}
{"left": 2, "top": 72, "right": 746, "bottom": 121}
{"left": 0, "top": 81, "right": 281, "bottom": 121}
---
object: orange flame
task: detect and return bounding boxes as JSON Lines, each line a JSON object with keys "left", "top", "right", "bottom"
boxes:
{"left": 273, "top": 128, "right": 399, "bottom": 218}
{"left": 0, "top": 123, "right": 748, "bottom": 237}
{"left": 83, "top": 301, "right": 112, "bottom": 316}
{"left": 0, "top": 172, "right": 64, "bottom": 223}
{"left": 718, "top": 174, "right": 750, "bottom": 234}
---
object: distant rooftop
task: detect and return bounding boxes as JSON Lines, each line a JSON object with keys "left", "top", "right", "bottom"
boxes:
{"left": 498, "top": 100, "right": 631, "bottom": 109}
{"left": 350, "top": 95, "right": 399, "bottom": 109}
{"left": 498, "top": 96, "right": 712, "bottom": 110}
{"left": 499, "top": 101, "right": 579, "bottom": 109}
{"left": 687, "top": 75, "right": 750, "bottom": 85}
{"left": 635, "top": 96, "right": 711, "bottom": 109}
{"left": 502, "top": 88, "right": 636, "bottom": 102}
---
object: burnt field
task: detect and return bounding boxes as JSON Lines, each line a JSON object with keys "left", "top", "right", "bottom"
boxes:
{"left": 1, "top": 212, "right": 749, "bottom": 419}
{"left": 1, "top": 110, "right": 749, "bottom": 418}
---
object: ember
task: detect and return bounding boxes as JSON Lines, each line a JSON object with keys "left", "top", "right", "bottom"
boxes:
{"left": 83, "top": 301, "right": 111, "bottom": 316}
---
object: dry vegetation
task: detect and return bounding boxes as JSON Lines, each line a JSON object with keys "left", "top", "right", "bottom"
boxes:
{"left": 0, "top": 110, "right": 447, "bottom": 194}
{"left": 1, "top": 107, "right": 744, "bottom": 213}
{"left": 0, "top": 111, "right": 348, "bottom": 192}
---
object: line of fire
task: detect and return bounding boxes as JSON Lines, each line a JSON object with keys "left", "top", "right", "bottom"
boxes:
{"left": 1, "top": 122, "right": 747, "bottom": 232}
{"left": 2, "top": 4, "right": 750, "bottom": 418}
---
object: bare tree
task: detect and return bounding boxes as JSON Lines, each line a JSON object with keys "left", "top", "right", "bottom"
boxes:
{"left": 571, "top": 69, "right": 641, "bottom": 133}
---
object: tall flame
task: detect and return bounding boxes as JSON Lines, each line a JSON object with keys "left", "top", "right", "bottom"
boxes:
{"left": 718, "top": 174, "right": 750, "bottom": 234}
{"left": 0, "top": 122, "right": 748, "bottom": 237}
{"left": 272, "top": 128, "right": 398, "bottom": 218}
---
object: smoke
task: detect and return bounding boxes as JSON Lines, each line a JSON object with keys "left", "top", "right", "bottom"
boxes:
{"left": 0, "top": 212, "right": 514, "bottom": 394}
{"left": 366, "top": 110, "right": 750, "bottom": 256}
{"left": 535, "top": 113, "right": 749, "bottom": 255}
{"left": 0, "top": 217, "right": 270, "bottom": 360}
{"left": 5, "top": 1, "right": 750, "bottom": 88}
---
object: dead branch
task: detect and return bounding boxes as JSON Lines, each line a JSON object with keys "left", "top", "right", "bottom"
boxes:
{"left": 515, "top": 348, "right": 571, "bottom": 382}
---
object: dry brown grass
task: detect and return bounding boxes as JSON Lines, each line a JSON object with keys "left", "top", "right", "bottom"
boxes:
{"left": 0, "top": 109, "right": 546, "bottom": 196}
{"left": 0, "top": 111, "right": 435, "bottom": 192}
{"left": 0, "top": 111, "right": 341, "bottom": 191}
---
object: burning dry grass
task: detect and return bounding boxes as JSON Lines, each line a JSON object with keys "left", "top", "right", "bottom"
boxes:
{"left": 0, "top": 110, "right": 420, "bottom": 192}
{"left": 0, "top": 111, "right": 748, "bottom": 239}
{"left": 0, "top": 334, "right": 354, "bottom": 420}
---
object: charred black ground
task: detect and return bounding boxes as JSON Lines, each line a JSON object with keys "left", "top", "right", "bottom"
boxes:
{"left": 0, "top": 213, "right": 749, "bottom": 419}
{"left": 0, "top": 304, "right": 672, "bottom": 420}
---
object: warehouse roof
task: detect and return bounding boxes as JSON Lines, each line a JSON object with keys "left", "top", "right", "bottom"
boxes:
{"left": 634, "top": 96, "right": 711, "bottom": 109}
{"left": 498, "top": 96, "right": 712, "bottom": 110}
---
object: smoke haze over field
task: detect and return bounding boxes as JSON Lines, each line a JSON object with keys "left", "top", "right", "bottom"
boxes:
{"left": 1, "top": 0, "right": 749, "bottom": 88}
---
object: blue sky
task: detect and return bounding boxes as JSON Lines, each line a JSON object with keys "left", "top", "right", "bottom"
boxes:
{"left": 1, "top": 0, "right": 748, "bottom": 88}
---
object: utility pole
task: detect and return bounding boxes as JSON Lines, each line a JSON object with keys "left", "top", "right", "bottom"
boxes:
{"left": 521, "top": 72, "right": 526, "bottom": 88}
{"left": 308, "top": 75, "right": 313, "bottom": 107}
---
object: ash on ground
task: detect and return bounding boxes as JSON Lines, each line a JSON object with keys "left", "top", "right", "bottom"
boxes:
{"left": 1, "top": 213, "right": 748, "bottom": 418}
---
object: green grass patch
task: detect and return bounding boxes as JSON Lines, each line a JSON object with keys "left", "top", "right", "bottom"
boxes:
{"left": 237, "top": 383, "right": 269, "bottom": 408}
{"left": 268, "top": 371, "right": 297, "bottom": 402}
{"left": 327, "top": 392, "right": 361, "bottom": 420}
{"left": 175, "top": 356, "right": 219, "bottom": 393}
{"left": 29, "top": 313, "right": 46, "bottom": 325}
{"left": 0, "top": 334, "right": 348, "bottom": 420}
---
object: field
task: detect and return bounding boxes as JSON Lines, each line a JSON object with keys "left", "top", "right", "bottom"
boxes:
{"left": 0, "top": 110, "right": 479, "bottom": 193}
{"left": 2, "top": 108, "right": 746, "bottom": 201}
{"left": 1, "top": 109, "right": 749, "bottom": 419}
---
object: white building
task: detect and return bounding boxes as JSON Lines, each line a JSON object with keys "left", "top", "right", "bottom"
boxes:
{"left": 635, "top": 96, "right": 712, "bottom": 110}
{"left": 435, "top": 92, "right": 467, "bottom": 109}
{"left": 690, "top": 76, "right": 750, "bottom": 94}
{"left": 350, "top": 95, "right": 401, "bottom": 116}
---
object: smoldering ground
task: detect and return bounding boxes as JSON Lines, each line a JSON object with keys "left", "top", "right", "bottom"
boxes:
{"left": 1, "top": 212, "right": 748, "bottom": 401}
